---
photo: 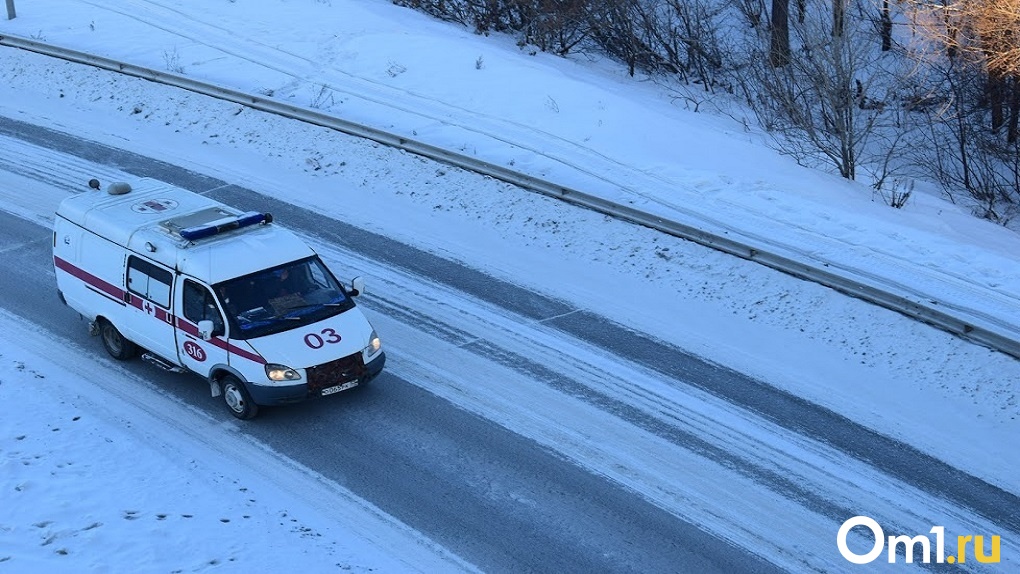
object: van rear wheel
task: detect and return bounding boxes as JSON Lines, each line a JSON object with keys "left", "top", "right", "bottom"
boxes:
{"left": 221, "top": 375, "right": 259, "bottom": 420}
{"left": 99, "top": 319, "right": 137, "bottom": 360}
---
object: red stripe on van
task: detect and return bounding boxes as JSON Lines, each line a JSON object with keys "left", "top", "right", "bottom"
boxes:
{"left": 176, "top": 317, "right": 266, "bottom": 365}
{"left": 56, "top": 255, "right": 265, "bottom": 365}
{"left": 54, "top": 256, "right": 125, "bottom": 301}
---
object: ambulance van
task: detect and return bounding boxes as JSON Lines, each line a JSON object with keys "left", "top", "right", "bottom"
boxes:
{"left": 53, "top": 178, "right": 385, "bottom": 419}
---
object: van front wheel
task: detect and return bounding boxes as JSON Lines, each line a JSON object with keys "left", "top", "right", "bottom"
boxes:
{"left": 221, "top": 375, "right": 259, "bottom": 420}
{"left": 99, "top": 319, "right": 137, "bottom": 360}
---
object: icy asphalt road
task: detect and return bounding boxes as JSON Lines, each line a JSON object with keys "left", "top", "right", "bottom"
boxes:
{"left": 0, "top": 141, "right": 775, "bottom": 572}
{"left": 1, "top": 117, "right": 1018, "bottom": 572}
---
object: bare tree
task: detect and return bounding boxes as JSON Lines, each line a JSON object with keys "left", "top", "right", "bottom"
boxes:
{"left": 832, "top": 0, "right": 845, "bottom": 37}
{"left": 744, "top": 2, "right": 900, "bottom": 181}
{"left": 908, "top": 0, "right": 1020, "bottom": 131}
{"left": 770, "top": 0, "right": 791, "bottom": 67}
{"left": 732, "top": 0, "right": 768, "bottom": 28}
{"left": 880, "top": 0, "right": 892, "bottom": 51}
{"left": 900, "top": 0, "right": 1020, "bottom": 220}
{"left": 642, "top": 0, "right": 728, "bottom": 86}
{"left": 586, "top": 0, "right": 652, "bottom": 76}
{"left": 973, "top": 0, "right": 1020, "bottom": 76}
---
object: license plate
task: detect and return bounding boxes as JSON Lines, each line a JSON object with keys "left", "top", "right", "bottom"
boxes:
{"left": 321, "top": 380, "right": 358, "bottom": 396}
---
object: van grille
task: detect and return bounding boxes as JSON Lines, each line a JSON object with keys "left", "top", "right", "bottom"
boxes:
{"left": 306, "top": 352, "right": 365, "bottom": 392}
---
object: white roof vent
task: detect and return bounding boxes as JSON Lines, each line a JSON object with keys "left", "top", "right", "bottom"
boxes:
{"left": 87, "top": 178, "right": 132, "bottom": 195}
{"left": 107, "top": 182, "right": 132, "bottom": 195}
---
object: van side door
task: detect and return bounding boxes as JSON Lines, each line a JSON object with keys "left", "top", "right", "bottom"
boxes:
{"left": 122, "top": 255, "right": 178, "bottom": 363}
{"left": 175, "top": 278, "right": 229, "bottom": 376}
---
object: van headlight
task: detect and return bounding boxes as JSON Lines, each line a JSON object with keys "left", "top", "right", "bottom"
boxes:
{"left": 265, "top": 363, "right": 302, "bottom": 381}
{"left": 363, "top": 330, "right": 382, "bottom": 361}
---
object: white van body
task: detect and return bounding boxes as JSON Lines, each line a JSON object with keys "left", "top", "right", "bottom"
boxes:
{"left": 53, "top": 178, "right": 385, "bottom": 419}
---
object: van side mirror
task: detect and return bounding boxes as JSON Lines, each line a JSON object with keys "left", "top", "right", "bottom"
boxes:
{"left": 197, "top": 319, "right": 215, "bottom": 341}
{"left": 350, "top": 276, "right": 365, "bottom": 297}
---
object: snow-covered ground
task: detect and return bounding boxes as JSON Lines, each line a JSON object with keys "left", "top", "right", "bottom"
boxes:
{"left": 1, "top": 0, "right": 1018, "bottom": 571}
{"left": 0, "top": 309, "right": 472, "bottom": 572}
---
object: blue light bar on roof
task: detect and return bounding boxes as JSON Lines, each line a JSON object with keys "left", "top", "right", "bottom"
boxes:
{"left": 179, "top": 211, "right": 273, "bottom": 241}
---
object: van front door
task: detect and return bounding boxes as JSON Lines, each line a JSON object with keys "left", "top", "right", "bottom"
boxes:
{"left": 175, "top": 279, "right": 229, "bottom": 377}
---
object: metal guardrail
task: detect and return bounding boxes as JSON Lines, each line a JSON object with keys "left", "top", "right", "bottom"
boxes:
{"left": 2, "top": 33, "right": 1018, "bottom": 359}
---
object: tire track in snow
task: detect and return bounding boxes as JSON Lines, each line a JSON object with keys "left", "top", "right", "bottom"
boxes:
{"left": 79, "top": 0, "right": 635, "bottom": 186}
{"left": 329, "top": 259, "right": 1017, "bottom": 573}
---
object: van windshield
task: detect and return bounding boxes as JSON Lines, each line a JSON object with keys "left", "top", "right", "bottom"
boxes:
{"left": 214, "top": 256, "right": 355, "bottom": 340}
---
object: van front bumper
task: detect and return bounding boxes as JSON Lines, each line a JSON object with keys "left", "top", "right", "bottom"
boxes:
{"left": 248, "top": 351, "right": 386, "bottom": 406}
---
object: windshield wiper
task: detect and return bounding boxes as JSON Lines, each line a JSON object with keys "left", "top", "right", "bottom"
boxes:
{"left": 266, "top": 312, "right": 303, "bottom": 321}
{"left": 280, "top": 303, "right": 324, "bottom": 313}
{"left": 283, "top": 301, "right": 346, "bottom": 312}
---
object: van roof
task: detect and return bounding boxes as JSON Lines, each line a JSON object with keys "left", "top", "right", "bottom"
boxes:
{"left": 57, "top": 178, "right": 316, "bottom": 284}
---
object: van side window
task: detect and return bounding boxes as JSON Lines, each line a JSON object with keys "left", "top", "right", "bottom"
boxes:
{"left": 126, "top": 256, "right": 172, "bottom": 308}
{"left": 183, "top": 280, "right": 225, "bottom": 336}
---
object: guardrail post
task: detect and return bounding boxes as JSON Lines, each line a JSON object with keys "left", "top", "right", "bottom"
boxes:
{"left": 5, "top": 0, "right": 14, "bottom": 20}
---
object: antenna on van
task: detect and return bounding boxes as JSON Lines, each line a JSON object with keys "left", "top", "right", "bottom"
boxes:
{"left": 88, "top": 178, "right": 101, "bottom": 190}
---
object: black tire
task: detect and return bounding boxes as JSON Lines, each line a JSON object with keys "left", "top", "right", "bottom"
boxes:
{"left": 99, "top": 319, "right": 137, "bottom": 360}
{"left": 221, "top": 375, "right": 259, "bottom": 420}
